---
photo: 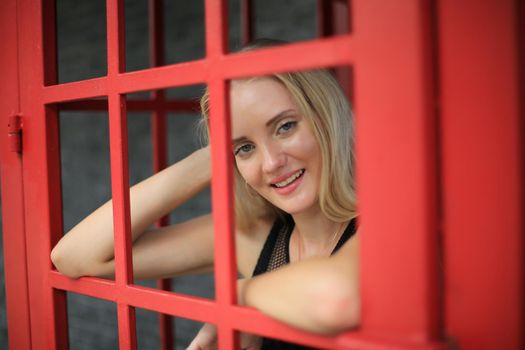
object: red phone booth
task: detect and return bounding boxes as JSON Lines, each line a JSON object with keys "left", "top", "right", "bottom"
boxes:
{"left": 0, "top": 0, "right": 523, "bottom": 349}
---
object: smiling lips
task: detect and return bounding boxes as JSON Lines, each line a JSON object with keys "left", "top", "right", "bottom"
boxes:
{"left": 271, "top": 169, "right": 305, "bottom": 190}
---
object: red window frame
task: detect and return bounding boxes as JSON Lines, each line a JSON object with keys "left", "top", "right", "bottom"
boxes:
{"left": 1, "top": 0, "right": 523, "bottom": 349}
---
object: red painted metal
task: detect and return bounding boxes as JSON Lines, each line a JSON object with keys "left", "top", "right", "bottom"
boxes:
{"left": 353, "top": 0, "right": 442, "bottom": 344}
{"left": 148, "top": 0, "right": 174, "bottom": 348}
{"left": 318, "top": 0, "right": 350, "bottom": 37}
{"left": 58, "top": 99, "right": 199, "bottom": 112}
{"left": 240, "top": 0, "right": 254, "bottom": 46}
{"left": 0, "top": 0, "right": 32, "bottom": 348}
{"left": 7, "top": 115, "right": 22, "bottom": 153}
{"left": 318, "top": 0, "right": 335, "bottom": 37}
{"left": 205, "top": 0, "right": 239, "bottom": 348}
{"left": 437, "top": 1, "right": 524, "bottom": 349}
{"left": 106, "top": 0, "right": 137, "bottom": 348}
{"left": 14, "top": 0, "right": 69, "bottom": 348}
{"left": 317, "top": 0, "right": 353, "bottom": 104}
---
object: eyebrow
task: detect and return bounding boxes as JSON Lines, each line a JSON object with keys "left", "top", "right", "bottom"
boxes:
{"left": 232, "top": 109, "right": 296, "bottom": 145}
{"left": 265, "top": 109, "right": 295, "bottom": 127}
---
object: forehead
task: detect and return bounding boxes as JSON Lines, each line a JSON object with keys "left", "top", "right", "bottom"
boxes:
{"left": 230, "top": 77, "right": 293, "bottom": 102}
{"left": 230, "top": 78, "right": 297, "bottom": 120}
{"left": 230, "top": 78, "right": 298, "bottom": 136}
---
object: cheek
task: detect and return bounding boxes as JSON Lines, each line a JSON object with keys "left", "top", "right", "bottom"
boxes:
{"left": 236, "top": 161, "right": 258, "bottom": 186}
{"left": 283, "top": 131, "right": 321, "bottom": 159}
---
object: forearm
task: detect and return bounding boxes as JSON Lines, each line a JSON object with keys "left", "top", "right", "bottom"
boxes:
{"left": 51, "top": 147, "right": 211, "bottom": 277}
{"left": 241, "top": 254, "right": 359, "bottom": 334}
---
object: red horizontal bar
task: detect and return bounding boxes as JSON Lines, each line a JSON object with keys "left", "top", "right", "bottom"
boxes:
{"left": 43, "top": 77, "right": 108, "bottom": 104}
{"left": 43, "top": 37, "right": 354, "bottom": 105}
{"left": 219, "top": 35, "right": 355, "bottom": 79}
{"left": 49, "top": 271, "right": 217, "bottom": 323}
{"left": 49, "top": 271, "right": 118, "bottom": 301}
{"left": 49, "top": 271, "right": 445, "bottom": 350}
{"left": 228, "top": 306, "right": 447, "bottom": 350}
{"left": 124, "top": 284, "right": 218, "bottom": 324}
{"left": 116, "top": 60, "right": 208, "bottom": 94}
{"left": 58, "top": 99, "right": 199, "bottom": 112}
{"left": 42, "top": 59, "right": 207, "bottom": 105}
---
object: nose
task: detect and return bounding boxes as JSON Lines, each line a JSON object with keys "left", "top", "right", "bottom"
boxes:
{"left": 261, "top": 142, "right": 286, "bottom": 174}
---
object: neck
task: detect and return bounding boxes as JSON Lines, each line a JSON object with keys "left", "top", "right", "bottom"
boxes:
{"left": 289, "top": 204, "right": 347, "bottom": 262}
{"left": 292, "top": 213, "right": 337, "bottom": 243}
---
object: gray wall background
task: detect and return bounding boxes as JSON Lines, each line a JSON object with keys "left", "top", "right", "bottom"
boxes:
{"left": 0, "top": 0, "right": 317, "bottom": 348}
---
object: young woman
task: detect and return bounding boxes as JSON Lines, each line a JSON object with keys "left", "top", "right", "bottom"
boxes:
{"left": 51, "top": 42, "right": 360, "bottom": 350}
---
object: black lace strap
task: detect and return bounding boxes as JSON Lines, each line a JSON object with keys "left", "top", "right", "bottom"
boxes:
{"left": 332, "top": 217, "right": 358, "bottom": 254}
{"left": 252, "top": 216, "right": 291, "bottom": 276}
{"left": 253, "top": 216, "right": 358, "bottom": 277}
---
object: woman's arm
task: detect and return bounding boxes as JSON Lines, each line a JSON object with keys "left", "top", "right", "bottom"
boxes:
{"left": 241, "top": 234, "right": 360, "bottom": 335}
{"left": 51, "top": 147, "right": 212, "bottom": 279}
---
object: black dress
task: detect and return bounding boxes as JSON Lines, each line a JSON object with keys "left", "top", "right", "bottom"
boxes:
{"left": 252, "top": 215, "right": 358, "bottom": 350}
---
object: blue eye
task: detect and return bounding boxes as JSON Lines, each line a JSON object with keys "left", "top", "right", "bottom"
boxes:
{"left": 234, "top": 143, "right": 255, "bottom": 156}
{"left": 278, "top": 121, "right": 296, "bottom": 134}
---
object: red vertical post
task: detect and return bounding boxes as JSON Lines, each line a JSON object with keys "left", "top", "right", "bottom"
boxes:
{"left": 240, "top": 0, "right": 254, "bottom": 46}
{"left": 353, "top": 0, "right": 442, "bottom": 345}
{"left": 317, "top": 0, "right": 353, "bottom": 103}
{"left": 14, "top": 0, "right": 70, "bottom": 348}
{"left": 107, "top": 0, "right": 137, "bottom": 349}
{"left": 317, "top": 0, "right": 334, "bottom": 37}
{"left": 438, "top": 1, "right": 524, "bottom": 349}
{"left": 148, "top": 0, "right": 174, "bottom": 349}
{"left": 0, "top": 0, "right": 32, "bottom": 348}
{"left": 317, "top": 0, "right": 350, "bottom": 37}
{"left": 205, "top": 0, "right": 239, "bottom": 349}
{"left": 42, "top": 0, "right": 71, "bottom": 346}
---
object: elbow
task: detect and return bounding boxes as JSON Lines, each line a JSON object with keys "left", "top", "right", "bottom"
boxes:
{"left": 50, "top": 246, "right": 84, "bottom": 279}
{"left": 314, "top": 290, "right": 360, "bottom": 334}
{"left": 310, "top": 278, "right": 360, "bottom": 334}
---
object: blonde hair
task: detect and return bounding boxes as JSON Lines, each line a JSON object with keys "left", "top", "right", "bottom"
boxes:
{"left": 200, "top": 41, "right": 357, "bottom": 230}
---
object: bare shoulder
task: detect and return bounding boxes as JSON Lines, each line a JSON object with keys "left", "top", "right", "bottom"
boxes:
{"left": 332, "top": 229, "right": 359, "bottom": 265}
{"left": 236, "top": 217, "right": 274, "bottom": 278}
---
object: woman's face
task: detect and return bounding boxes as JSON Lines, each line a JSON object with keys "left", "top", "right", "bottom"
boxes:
{"left": 230, "top": 78, "right": 322, "bottom": 216}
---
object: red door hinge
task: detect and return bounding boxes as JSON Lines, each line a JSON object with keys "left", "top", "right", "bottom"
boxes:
{"left": 7, "top": 115, "right": 22, "bottom": 153}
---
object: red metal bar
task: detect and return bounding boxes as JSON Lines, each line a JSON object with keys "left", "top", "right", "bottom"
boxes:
{"left": 42, "top": 36, "right": 356, "bottom": 105}
{"left": 116, "top": 61, "right": 208, "bottom": 94}
{"left": 43, "top": 77, "right": 109, "bottom": 104}
{"left": 218, "top": 35, "right": 355, "bottom": 79}
{"left": 317, "top": 0, "right": 334, "bottom": 37}
{"left": 0, "top": 0, "right": 32, "bottom": 348}
{"left": 108, "top": 92, "right": 137, "bottom": 350}
{"left": 148, "top": 0, "right": 174, "bottom": 348}
{"left": 334, "top": 0, "right": 352, "bottom": 100}
{"left": 49, "top": 273, "right": 446, "bottom": 350}
{"left": 42, "top": 0, "right": 57, "bottom": 87}
{"left": 14, "top": 0, "right": 70, "bottom": 348}
{"left": 317, "top": 0, "right": 353, "bottom": 103}
{"left": 240, "top": 0, "right": 254, "bottom": 46}
{"left": 230, "top": 305, "right": 444, "bottom": 350}
{"left": 205, "top": 0, "right": 239, "bottom": 349}
{"left": 49, "top": 272, "right": 219, "bottom": 323}
{"left": 58, "top": 99, "right": 199, "bottom": 112}
{"left": 107, "top": 0, "right": 126, "bottom": 76}
{"left": 318, "top": 0, "right": 350, "bottom": 37}
{"left": 45, "top": 105, "right": 71, "bottom": 350}
{"left": 438, "top": 1, "right": 524, "bottom": 349}
{"left": 107, "top": 0, "right": 137, "bottom": 348}
{"left": 353, "top": 0, "right": 442, "bottom": 345}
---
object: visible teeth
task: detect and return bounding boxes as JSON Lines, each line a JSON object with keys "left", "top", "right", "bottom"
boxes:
{"left": 274, "top": 169, "right": 304, "bottom": 188}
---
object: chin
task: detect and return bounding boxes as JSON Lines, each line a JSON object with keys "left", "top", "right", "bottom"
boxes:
{"left": 273, "top": 198, "right": 319, "bottom": 216}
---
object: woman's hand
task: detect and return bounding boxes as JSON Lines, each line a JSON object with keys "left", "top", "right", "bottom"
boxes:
{"left": 187, "top": 323, "right": 217, "bottom": 350}
{"left": 187, "top": 323, "right": 261, "bottom": 350}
